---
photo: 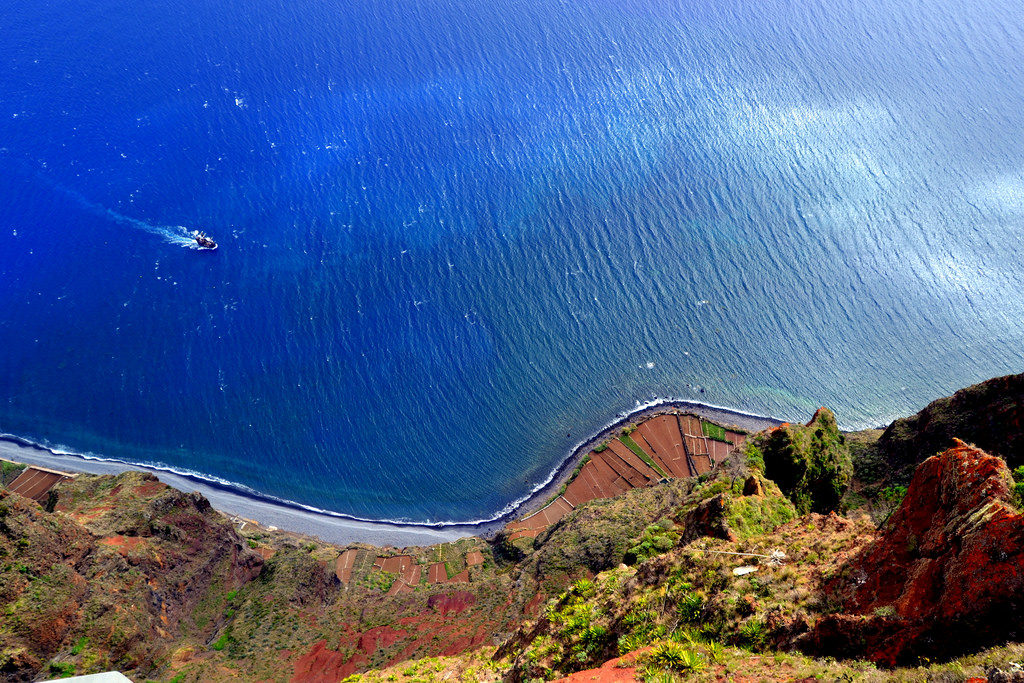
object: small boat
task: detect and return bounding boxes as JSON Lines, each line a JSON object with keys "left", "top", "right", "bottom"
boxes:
{"left": 193, "top": 231, "right": 217, "bottom": 250}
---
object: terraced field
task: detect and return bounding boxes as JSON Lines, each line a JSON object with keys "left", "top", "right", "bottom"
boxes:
{"left": 505, "top": 412, "right": 746, "bottom": 541}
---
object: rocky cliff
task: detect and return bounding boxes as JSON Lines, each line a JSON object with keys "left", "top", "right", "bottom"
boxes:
{"left": 876, "top": 373, "right": 1024, "bottom": 479}
{"left": 0, "top": 471, "right": 262, "bottom": 681}
{"left": 808, "top": 440, "right": 1024, "bottom": 666}
{"left": 5, "top": 374, "right": 1024, "bottom": 682}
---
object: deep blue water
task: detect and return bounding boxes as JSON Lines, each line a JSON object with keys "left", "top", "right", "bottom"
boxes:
{"left": 2, "top": 0, "right": 1023, "bottom": 522}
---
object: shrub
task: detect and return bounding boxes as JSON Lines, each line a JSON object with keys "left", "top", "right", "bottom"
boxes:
{"left": 1013, "top": 466, "right": 1024, "bottom": 507}
{"left": 744, "top": 443, "right": 765, "bottom": 472}
{"left": 571, "top": 578, "right": 596, "bottom": 599}
{"left": 753, "top": 408, "right": 851, "bottom": 514}
{"left": 71, "top": 636, "right": 88, "bottom": 655}
{"left": 646, "top": 641, "right": 704, "bottom": 671}
{"left": 676, "top": 592, "right": 703, "bottom": 623}
{"left": 626, "top": 519, "right": 679, "bottom": 564}
{"left": 873, "top": 605, "right": 897, "bottom": 618}
{"left": 739, "top": 619, "right": 767, "bottom": 651}
{"left": 48, "top": 662, "right": 76, "bottom": 678}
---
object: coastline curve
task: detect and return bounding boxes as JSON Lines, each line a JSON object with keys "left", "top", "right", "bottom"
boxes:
{"left": 0, "top": 397, "right": 783, "bottom": 545}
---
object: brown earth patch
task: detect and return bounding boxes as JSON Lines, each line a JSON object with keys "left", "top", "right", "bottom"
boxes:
{"left": 427, "top": 562, "right": 447, "bottom": 583}
{"left": 427, "top": 591, "right": 477, "bottom": 616}
{"left": 359, "top": 625, "right": 407, "bottom": 654}
{"left": 289, "top": 640, "right": 355, "bottom": 683}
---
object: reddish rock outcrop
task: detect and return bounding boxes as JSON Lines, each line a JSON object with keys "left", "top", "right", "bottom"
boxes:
{"left": 678, "top": 493, "right": 736, "bottom": 544}
{"left": 807, "top": 441, "right": 1024, "bottom": 665}
{"left": 289, "top": 640, "right": 355, "bottom": 683}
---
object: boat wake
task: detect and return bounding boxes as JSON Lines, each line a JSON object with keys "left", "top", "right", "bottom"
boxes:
{"left": 65, "top": 187, "right": 201, "bottom": 249}
{"left": 9, "top": 158, "right": 206, "bottom": 250}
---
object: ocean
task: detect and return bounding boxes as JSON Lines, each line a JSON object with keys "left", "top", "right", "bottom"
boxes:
{"left": 1, "top": 0, "right": 1023, "bottom": 523}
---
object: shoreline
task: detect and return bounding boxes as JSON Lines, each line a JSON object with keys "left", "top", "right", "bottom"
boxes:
{"left": 0, "top": 398, "right": 782, "bottom": 547}
{"left": 509, "top": 398, "right": 783, "bottom": 522}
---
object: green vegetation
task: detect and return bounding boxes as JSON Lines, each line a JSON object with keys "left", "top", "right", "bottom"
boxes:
{"left": 701, "top": 420, "right": 728, "bottom": 443}
{"left": 752, "top": 409, "right": 852, "bottom": 514}
{"left": 877, "top": 484, "right": 908, "bottom": 523}
{"left": 626, "top": 518, "right": 679, "bottom": 564}
{"left": 47, "top": 661, "right": 76, "bottom": 678}
{"left": 645, "top": 640, "right": 704, "bottom": 672}
{"left": 724, "top": 492, "right": 797, "bottom": 541}
{"left": 744, "top": 442, "right": 765, "bottom": 472}
{"left": 0, "top": 461, "right": 26, "bottom": 487}
{"left": 363, "top": 570, "right": 397, "bottom": 592}
{"left": 211, "top": 633, "right": 232, "bottom": 651}
{"left": 71, "top": 636, "right": 88, "bottom": 655}
{"left": 620, "top": 435, "right": 669, "bottom": 478}
{"left": 1013, "top": 466, "right": 1024, "bottom": 508}
{"left": 531, "top": 479, "right": 694, "bottom": 583}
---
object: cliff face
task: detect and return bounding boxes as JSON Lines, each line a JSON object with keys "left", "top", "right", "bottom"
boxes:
{"left": 877, "top": 373, "right": 1024, "bottom": 479}
{"left": 808, "top": 441, "right": 1024, "bottom": 665}
{"left": 0, "top": 471, "right": 262, "bottom": 681}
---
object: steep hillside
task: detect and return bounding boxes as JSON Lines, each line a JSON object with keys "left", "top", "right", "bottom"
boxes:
{"left": 875, "top": 373, "right": 1024, "bottom": 480}
{"left": 0, "top": 471, "right": 262, "bottom": 681}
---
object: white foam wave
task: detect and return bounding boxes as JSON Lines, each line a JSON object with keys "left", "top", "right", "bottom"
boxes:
{"left": 0, "top": 397, "right": 782, "bottom": 528}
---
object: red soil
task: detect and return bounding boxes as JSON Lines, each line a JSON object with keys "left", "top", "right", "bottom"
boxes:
{"left": 679, "top": 414, "right": 702, "bottom": 436}
{"left": 446, "top": 570, "right": 470, "bottom": 583}
{"left": 507, "top": 528, "right": 542, "bottom": 541}
{"left": 585, "top": 454, "right": 631, "bottom": 498}
{"left": 709, "top": 438, "right": 732, "bottom": 463}
{"left": 401, "top": 563, "right": 421, "bottom": 585}
{"left": 7, "top": 468, "right": 68, "bottom": 503}
{"left": 359, "top": 625, "right": 407, "bottom": 654}
{"left": 685, "top": 433, "right": 709, "bottom": 456}
{"left": 637, "top": 416, "right": 689, "bottom": 478}
{"left": 100, "top": 535, "right": 147, "bottom": 552}
{"left": 133, "top": 481, "right": 165, "bottom": 497}
{"left": 375, "top": 555, "right": 412, "bottom": 574}
{"left": 552, "top": 650, "right": 642, "bottom": 681}
{"left": 563, "top": 465, "right": 600, "bottom": 506}
{"left": 334, "top": 549, "right": 357, "bottom": 583}
{"left": 465, "top": 551, "right": 485, "bottom": 566}
{"left": 604, "top": 440, "right": 660, "bottom": 482}
{"left": 725, "top": 430, "right": 746, "bottom": 446}
{"left": 593, "top": 450, "right": 647, "bottom": 488}
{"left": 427, "top": 562, "right": 447, "bottom": 583}
{"left": 289, "top": 640, "right": 359, "bottom": 683}
{"left": 427, "top": 591, "right": 477, "bottom": 615}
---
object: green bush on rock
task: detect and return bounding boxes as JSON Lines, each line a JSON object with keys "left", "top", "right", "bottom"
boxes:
{"left": 752, "top": 408, "right": 852, "bottom": 514}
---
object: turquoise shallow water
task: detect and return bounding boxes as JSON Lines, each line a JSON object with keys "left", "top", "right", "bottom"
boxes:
{"left": 1, "top": 0, "right": 1023, "bottom": 522}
